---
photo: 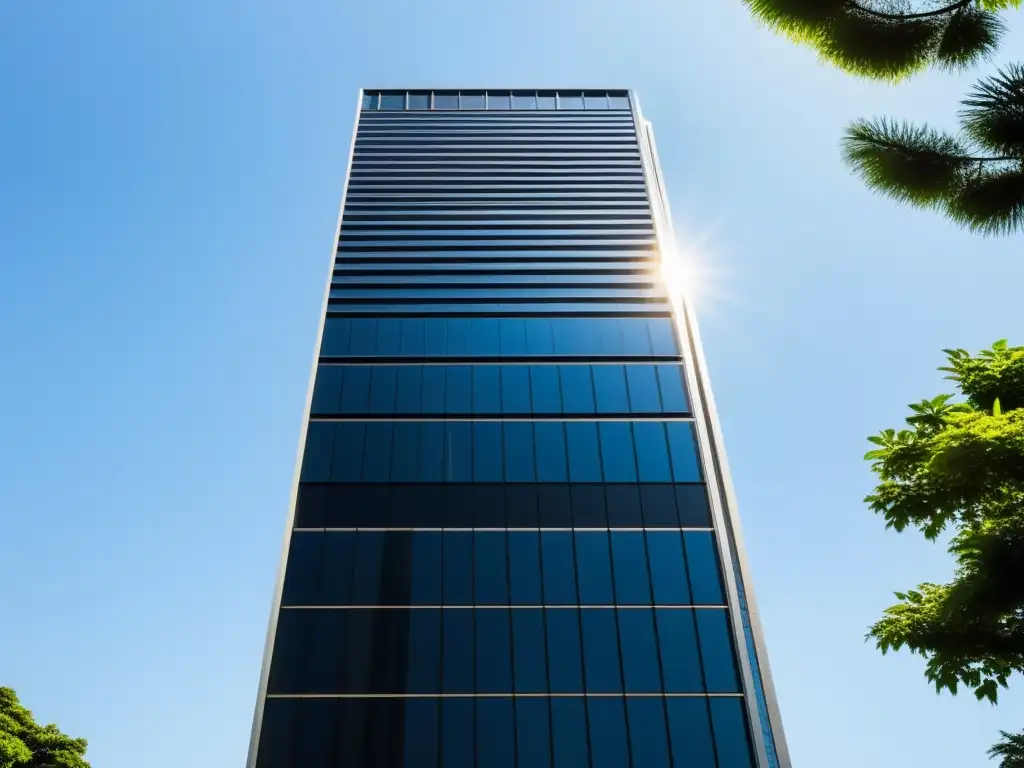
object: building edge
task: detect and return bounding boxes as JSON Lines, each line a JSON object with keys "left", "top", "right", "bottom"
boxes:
{"left": 243, "top": 90, "right": 366, "bottom": 768}
{"left": 631, "top": 93, "right": 792, "bottom": 768}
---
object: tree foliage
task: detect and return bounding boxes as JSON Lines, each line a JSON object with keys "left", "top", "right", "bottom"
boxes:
{"left": 0, "top": 688, "right": 90, "bottom": 768}
{"left": 863, "top": 341, "right": 1024, "bottom": 764}
{"left": 744, "top": 0, "right": 1020, "bottom": 81}
{"left": 842, "top": 64, "right": 1024, "bottom": 236}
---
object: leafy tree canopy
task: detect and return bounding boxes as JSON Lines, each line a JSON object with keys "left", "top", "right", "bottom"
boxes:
{"left": 842, "top": 63, "right": 1024, "bottom": 236}
{"left": 0, "top": 688, "right": 90, "bottom": 768}
{"left": 863, "top": 341, "right": 1024, "bottom": 764}
{"left": 745, "top": 0, "right": 1021, "bottom": 81}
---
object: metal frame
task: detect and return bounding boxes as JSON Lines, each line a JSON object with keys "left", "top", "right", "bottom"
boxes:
{"left": 243, "top": 89, "right": 366, "bottom": 768}
{"left": 631, "top": 92, "right": 792, "bottom": 767}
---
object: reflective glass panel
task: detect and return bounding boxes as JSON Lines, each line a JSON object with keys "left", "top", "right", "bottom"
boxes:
{"left": 587, "top": 697, "right": 629, "bottom": 768}
{"left": 511, "top": 92, "right": 537, "bottom": 109}
{"left": 362, "top": 93, "right": 379, "bottom": 110}
{"left": 488, "top": 91, "right": 511, "bottom": 110}
{"left": 584, "top": 92, "right": 609, "bottom": 109}
{"left": 537, "top": 91, "right": 556, "bottom": 110}
{"left": 408, "top": 92, "right": 430, "bottom": 110}
{"left": 460, "top": 91, "right": 485, "bottom": 109}
{"left": 433, "top": 92, "right": 458, "bottom": 110}
{"left": 379, "top": 93, "right": 405, "bottom": 110}
{"left": 558, "top": 92, "right": 584, "bottom": 109}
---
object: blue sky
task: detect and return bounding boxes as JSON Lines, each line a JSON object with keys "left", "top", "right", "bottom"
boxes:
{"left": 1, "top": 1, "right": 1022, "bottom": 766}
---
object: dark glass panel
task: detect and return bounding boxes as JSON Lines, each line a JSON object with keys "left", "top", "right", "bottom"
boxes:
{"left": 311, "top": 365, "right": 343, "bottom": 415}
{"left": 593, "top": 364, "right": 629, "bottom": 412}
{"left": 625, "top": 364, "right": 660, "bottom": 413}
{"left": 709, "top": 697, "right": 756, "bottom": 768}
{"left": 667, "top": 422, "right": 703, "bottom": 482}
{"left": 362, "top": 422, "right": 393, "bottom": 482}
{"left": 648, "top": 317, "right": 678, "bottom": 355}
{"left": 545, "top": 608, "right": 584, "bottom": 693}
{"left": 684, "top": 531, "right": 725, "bottom": 604}
{"left": 425, "top": 318, "right": 447, "bottom": 356}
{"left": 433, "top": 91, "right": 459, "bottom": 110}
{"left": 575, "top": 531, "right": 613, "bottom": 604}
{"left": 340, "top": 365, "right": 370, "bottom": 412}
{"left": 610, "top": 531, "right": 651, "bottom": 604}
{"left": 504, "top": 422, "right": 536, "bottom": 482}
{"left": 477, "top": 698, "right": 516, "bottom": 768}
{"left": 640, "top": 484, "right": 680, "bottom": 527}
{"left": 474, "top": 484, "right": 506, "bottom": 528}
{"left": 508, "top": 531, "right": 542, "bottom": 605}
{"left": 655, "top": 608, "right": 703, "bottom": 693}
{"left": 581, "top": 608, "right": 622, "bottom": 692}
{"left": 540, "top": 531, "right": 578, "bottom": 604}
{"left": 320, "top": 532, "right": 356, "bottom": 604}
{"left": 350, "top": 531, "right": 384, "bottom": 604}
{"left": 447, "top": 318, "right": 474, "bottom": 355}
{"left": 320, "top": 317, "right": 350, "bottom": 356}
{"left": 476, "top": 531, "right": 509, "bottom": 604}
{"left": 362, "top": 92, "right": 379, "bottom": 110}
{"left": 506, "top": 485, "right": 540, "bottom": 527}
{"left": 566, "top": 422, "right": 602, "bottom": 482}
{"left": 599, "top": 421, "right": 638, "bottom": 482}
{"left": 550, "top": 698, "right": 588, "bottom": 768}
{"left": 445, "top": 366, "right": 472, "bottom": 413}
{"left": 349, "top": 318, "right": 377, "bottom": 354}
{"left": 282, "top": 532, "right": 322, "bottom": 605}
{"left": 408, "top": 92, "right": 430, "bottom": 110}
{"left": 511, "top": 92, "right": 537, "bottom": 109}
{"left": 647, "top": 531, "right": 691, "bottom": 605}
{"left": 443, "top": 531, "right": 473, "bottom": 605}
{"left": 586, "top": 697, "right": 629, "bottom": 768}
{"left": 406, "top": 608, "right": 442, "bottom": 693}
{"left": 445, "top": 422, "right": 473, "bottom": 482}
{"left": 380, "top": 93, "right": 405, "bottom": 110}
{"left": 558, "top": 92, "right": 584, "bottom": 109}
{"left": 446, "top": 485, "right": 475, "bottom": 528}
{"left": 419, "top": 422, "right": 445, "bottom": 482}
{"left": 473, "top": 365, "right": 501, "bottom": 413}
{"left": 411, "top": 532, "right": 443, "bottom": 605}
{"left": 515, "top": 697, "right": 551, "bottom": 768}
{"left": 395, "top": 366, "right": 422, "bottom": 413}
{"left": 460, "top": 91, "right": 485, "bottom": 109}
{"left": 511, "top": 608, "right": 548, "bottom": 693}
{"left": 627, "top": 697, "right": 671, "bottom": 768}
{"left": 666, "top": 698, "right": 716, "bottom": 766}
{"left": 523, "top": 318, "right": 554, "bottom": 355}
{"left": 655, "top": 364, "right": 689, "bottom": 413}
{"left": 634, "top": 421, "right": 672, "bottom": 482}
{"left": 501, "top": 366, "right": 532, "bottom": 413}
{"left": 422, "top": 366, "right": 446, "bottom": 414}
{"left": 604, "top": 485, "right": 642, "bottom": 527}
{"left": 529, "top": 365, "right": 562, "bottom": 413}
{"left": 292, "top": 698, "right": 336, "bottom": 768}
{"left": 676, "top": 484, "right": 712, "bottom": 527}
{"left": 571, "top": 484, "right": 606, "bottom": 528}
{"left": 537, "top": 484, "right": 573, "bottom": 527}
{"left": 498, "top": 317, "right": 527, "bottom": 356}
{"left": 255, "top": 697, "right": 298, "bottom": 768}
{"left": 534, "top": 422, "right": 568, "bottom": 482}
{"left": 403, "top": 698, "right": 440, "bottom": 767}
{"left": 300, "top": 422, "right": 334, "bottom": 483}
{"left": 401, "top": 318, "right": 425, "bottom": 355}
{"left": 476, "top": 609, "right": 514, "bottom": 693}
{"left": 696, "top": 608, "right": 742, "bottom": 693}
{"left": 474, "top": 422, "right": 504, "bottom": 482}
{"left": 442, "top": 698, "right": 474, "bottom": 767}
{"left": 558, "top": 365, "right": 595, "bottom": 413}
{"left": 378, "top": 319, "right": 403, "bottom": 356}
{"left": 295, "top": 483, "right": 327, "bottom": 528}
{"left": 267, "top": 609, "right": 310, "bottom": 694}
{"left": 618, "top": 607, "right": 661, "bottom": 692}
{"left": 369, "top": 366, "right": 398, "bottom": 414}
{"left": 442, "top": 610, "right": 474, "bottom": 693}
{"left": 342, "top": 609, "right": 373, "bottom": 693}
{"left": 392, "top": 422, "right": 421, "bottom": 482}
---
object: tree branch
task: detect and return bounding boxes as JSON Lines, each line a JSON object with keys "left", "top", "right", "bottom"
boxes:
{"left": 849, "top": 0, "right": 974, "bottom": 20}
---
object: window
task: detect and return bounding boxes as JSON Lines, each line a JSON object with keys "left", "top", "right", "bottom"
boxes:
{"left": 361, "top": 93, "right": 379, "bottom": 110}
{"left": 508, "top": 531, "right": 542, "bottom": 604}
{"left": 627, "top": 698, "right": 671, "bottom": 767}
{"left": 609, "top": 92, "right": 631, "bottom": 109}
{"left": 581, "top": 609, "right": 622, "bottom": 691}
{"left": 537, "top": 91, "right": 556, "bottom": 110}
{"left": 633, "top": 421, "right": 672, "bottom": 482}
{"left": 515, "top": 698, "right": 551, "bottom": 768}
{"left": 433, "top": 91, "right": 458, "bottom": 110}
{"left": 462, "top": 91, "right": 485, "bottom": 109}
{"left": 626, "top": 364, "right": 661, "bottom": 413}
{"left": 511, "top": 92, "right": 537, "bottom": 109}
{"left": 541, "top": 532, "right": 577, "bottom": 604}
{"left": 618, "top": 608, "right": 661, "bottom": 692}
{"left": 584, "top": 91, "right": 609, "bottom": 109}
{"left": 599, "top": 422, "right": 637, "bottom": 482}
{"left": 667, "top": 421, "right": 703, "bottom": 481}
{"left": 512, "top": 609, "right": 548, "bottom": 693}
{"left": 476, "top": 609, "right": 513, "bottom": 693}
{"left": 476, "top": 531, "right": 509, "bottom": 604}
{"left": 666, "top": 698, "right": 716, "bottom": 765}
{"left": 477, "top": 698, "right": 515, "bottom": 767}
{"left": 610, "top": 532, "right": 650, "bottom": 604}
{"left": 551, "top": 698, "right": 588, "bottom": 767}
{"left": 593, "top": 365, "right": 629, "bottom": 412}
{"left": 545, "top": 608, "right": 583, "bottom": 692}
{"left": 442, "top": 610, "right": 474, "bottom": 693}
{"left": 403, "top": 699, "right": 439, "bottom": 767}
{"left": 442, "top": 698, "right": 474, "bottom": 766}
{"left": 587, "top": 697, "right": 629, "bottom": 768}
{"left": 709, "top": 698, "right": 756, "bottom": 767}
{"left": 576, "top": 531, "right": 613, "bottom": 604}
{"left": 684, "top": 531, "right": 725, "bottom": 604}
{"left": 504, "top": 422, "right": 536, "bottom": 482}
{"left": 558, "top": 91, "right": 584, "bottom": 109}
{"left": 379, "top": 93, "right": 405, "bottom": 110}
{"left": 656, "top": 608, "right": 703, "bottom": 692}
{"left": 443, "top": 531, "right": 473, "bottom": 605}
{"left": 647, "top": 531, "right": 691, "bottom": 605}
{"left": 488, "top": 91, "right": 511, "bottom": 110}
{"left": 407, "top": 92, "right": 430, "bottom": 110}
{"left": 410, "top": 532, "right": 443, "bottom": 605}
{"left": 696, "top": 608, "right": 741, "bottom": 693}
{"left": 406, "top": 608, "right": 442, "bottom": 693}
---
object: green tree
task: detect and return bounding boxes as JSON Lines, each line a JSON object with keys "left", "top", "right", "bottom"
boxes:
{"left": 863, "top": 341, "right": 1024, "bottom": 765}
{"left": 744, "top": 0, "right": 1024, "bottom": 235}
{"left": 0, "top": 688, "right": 90, "bottom": 768}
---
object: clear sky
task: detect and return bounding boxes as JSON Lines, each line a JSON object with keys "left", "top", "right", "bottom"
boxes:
{"left": 1, "top": 2, "right": 1022, "bottom": 766}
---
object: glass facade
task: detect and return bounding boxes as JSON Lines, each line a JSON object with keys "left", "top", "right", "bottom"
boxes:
{"left": 248, "top": 88, "right": 787, "bottom": 768}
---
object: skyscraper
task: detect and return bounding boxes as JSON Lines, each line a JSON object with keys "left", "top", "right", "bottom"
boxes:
{"left": 246, "top": 89, "right": 789, "bottom": 768}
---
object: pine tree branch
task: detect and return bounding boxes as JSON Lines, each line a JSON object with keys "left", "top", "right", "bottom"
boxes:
{"left": 851, "top": 0, "right": 974, "bottom": 20}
